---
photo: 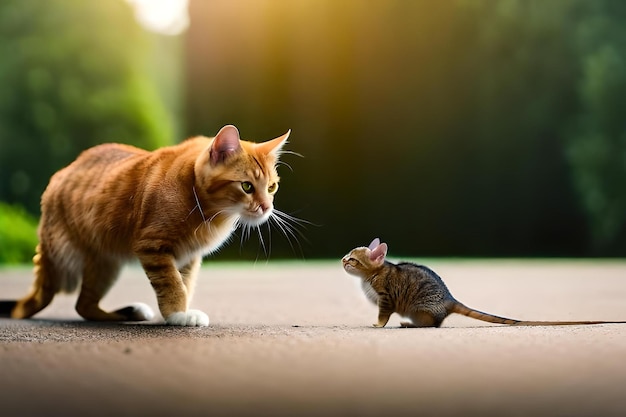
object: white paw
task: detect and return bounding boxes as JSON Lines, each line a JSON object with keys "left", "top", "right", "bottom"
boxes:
{"left": 130, "top": 303, "right": 155, "bottom": 321}
{"left": 114, "top": 302, "right": 155, "bottom": 321}
{"left": 165, "top": 309, "right": 210, "bottom": 327}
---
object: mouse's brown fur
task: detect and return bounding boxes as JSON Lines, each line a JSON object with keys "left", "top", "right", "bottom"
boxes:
{"left": 342, "top": 238, "right": 626, "bottom": 328}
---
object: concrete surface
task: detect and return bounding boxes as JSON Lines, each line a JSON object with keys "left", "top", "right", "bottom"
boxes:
{"left": 1, "top": 260, "right": 626, "bottom": 417}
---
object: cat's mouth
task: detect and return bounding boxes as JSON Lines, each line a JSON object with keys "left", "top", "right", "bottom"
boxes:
{"left": 240, "top": 206, "right": 273, "bottom": 226}
{"left": 342, "top": 256, "right": 355, "bottom": 274}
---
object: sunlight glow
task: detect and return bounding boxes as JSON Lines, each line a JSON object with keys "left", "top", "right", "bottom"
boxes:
{"left": 126, "top": 0, "right": 189, "bottom": 36}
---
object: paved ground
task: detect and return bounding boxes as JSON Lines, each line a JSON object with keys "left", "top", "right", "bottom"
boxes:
{"left": 1, "top": 260, "right": 626, "bottom": 417}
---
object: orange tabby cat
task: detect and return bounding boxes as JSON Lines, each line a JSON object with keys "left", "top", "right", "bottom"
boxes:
{"left": 1, "top": 125, "right": 289, "bottom": 326}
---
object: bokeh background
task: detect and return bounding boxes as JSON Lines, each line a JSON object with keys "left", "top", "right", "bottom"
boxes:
{"left": 1, "top": 0, "right": 625, "bottom": 263}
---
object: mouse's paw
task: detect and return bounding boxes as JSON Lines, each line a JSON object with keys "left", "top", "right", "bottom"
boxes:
{"left": 165, "top": 309, "right": 209, "bottom": 326}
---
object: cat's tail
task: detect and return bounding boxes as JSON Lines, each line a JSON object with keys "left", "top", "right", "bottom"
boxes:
{"left": 450, "top": 301, "right": 626, "bottom": 326}
{"left": 1, "top": 244, "right": 58, "bottom": 319}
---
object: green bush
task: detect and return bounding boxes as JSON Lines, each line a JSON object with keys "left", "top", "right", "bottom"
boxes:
{"left": 0, "top": 0, "right": 174, "bottom": 215}
{"left": 0, "top": 202, "right": 38, "bottom": 264}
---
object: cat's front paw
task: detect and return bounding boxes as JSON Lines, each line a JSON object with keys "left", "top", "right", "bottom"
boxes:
{"left": 372, "top": 323, "right": 385, "bottom": 328}
{"left": 165, "top": 309, "right": 209, "bottom": 327}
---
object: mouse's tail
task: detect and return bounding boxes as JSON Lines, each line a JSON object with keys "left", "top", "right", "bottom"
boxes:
{"left": 450, "top": 301, "right": 626, "bottom": 326}
{"left": 509, "top": 320, "right": 626, "bottom": 326}
{"left": 450, "top": 301, "right": 521, "bottom": 325}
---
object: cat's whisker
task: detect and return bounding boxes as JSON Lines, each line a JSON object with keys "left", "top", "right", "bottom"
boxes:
{"left": 266, "top": 209, "right": 314, "bottom": 257}
{"left": 239, "top": 223, "right": 249, "bottom": 250}
{"left": 246, "top": 224, "right": 253, "bottom": 247}
{"left": 264, "top": 223, "right": 272, "bottom": 259}
{"left": 266, "top": 221, "right": 273, "bottom": 256}
{"left": 280, "top": 150, "right": 304, "bottom": 159}
{"left": 193, "top": 209, "right": 232, "bottom": 237}
{"left": 191, "top": 186, "right": 206, "bottom": 223}
{"left": 275, "top": 150, "right": 302, "bottom": 172}
{"left": 269, "top": 213, "right": 294, "bottom": 240}
{"left": 191, "top": 186, "right": 209, "bottom": 236}
{"left": 185, "top": 205, "right": 198, "bottom": 221}
{"left": 230, "top": 214, "right": 242, "bottom": 229}
{"left": 268, "top": 215, "right": 297, "bottom": 254}
{"left": 193, "top": 221, "right": 204, "bottom": 236}
{"left": 273, "top": 210, "right": 313, "bottom": 241}
{"left": 205, "top": 210, "right": 226, "bottom": 227}
{"left": 254, "top": 224, "right": 269, "bottom": 262}
{"left": 276, "top": 160, "right": 294, "bottom": 172}
{"left": 240, "top": 222, "right": 259, "bottom": 254}
{"left": 194, "top": 209, "right": 220, "bottom": 235}
{"left": 273, "top": 209, "right": 317, "bottom": 228}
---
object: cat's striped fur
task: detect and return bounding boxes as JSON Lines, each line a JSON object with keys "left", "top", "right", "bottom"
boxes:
{"left": 0, "top": 125, "right": 289, "bottom": 326}
{"left": 343, "top": 238, "right": 626, "bottom": 328}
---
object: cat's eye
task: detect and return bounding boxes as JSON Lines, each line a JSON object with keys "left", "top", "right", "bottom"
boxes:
{"left": 268, "top": 183, "right": 278, "bottom": 194}
{"left": 347, "top": 258, "right": 359, "bottom": 265}
{"left": 241, "top": 181, "right": 254, "bottom": 194}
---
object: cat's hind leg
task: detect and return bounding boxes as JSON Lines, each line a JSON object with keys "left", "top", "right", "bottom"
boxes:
{"left": 403, "top": 311, "right": 442, "bottom": 328}
{"left": 75, "top": 255, "right": 153, "bottom": 322}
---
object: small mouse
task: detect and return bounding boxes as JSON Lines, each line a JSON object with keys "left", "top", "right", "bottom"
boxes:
{"left": 342, "top": 238, "right": 626, "bottom": 328}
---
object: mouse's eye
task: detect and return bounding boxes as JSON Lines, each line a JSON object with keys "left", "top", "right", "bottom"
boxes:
{"left": 241, "top": 181, "right": 254, "bottom": 194}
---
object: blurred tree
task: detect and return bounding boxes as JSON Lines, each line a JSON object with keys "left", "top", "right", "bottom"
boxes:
{"left": 566, "top": 1, "right": 626, "bottom": 254}
{"left": 453, "top": 0, "right": 588, "bottom": 256}
{"left": 184, "top": 0, "right": 625, "bottom": 258}
{"left": 0, "top": 202, "right": 38, "bottom": 264}
{"left": 0, "top": 0, "right": 173, "bottom": 215}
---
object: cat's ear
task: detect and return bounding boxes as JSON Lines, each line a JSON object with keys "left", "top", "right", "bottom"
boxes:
{"left": 210, "top": 125, "right": 242, "bottom": 165}
{"left": 368, "top": 238, "right": 380, "bottom": 251}
{"left": 256, "top": 130, "right": 291, "bottom": 156}
{"left": 369, "top": 242, "right": 388, "bottom": 266}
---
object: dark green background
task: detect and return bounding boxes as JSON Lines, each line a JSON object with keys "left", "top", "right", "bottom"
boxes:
{"left": 1, "top": 0, "right": 625, "bottom": 261}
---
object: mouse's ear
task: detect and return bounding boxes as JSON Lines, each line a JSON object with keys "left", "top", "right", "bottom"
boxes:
{"left": 369, "top": 242, "right": 387, "bottom": 266}
{"left": 368, "top": 238, "right": 380, "bottom": 251}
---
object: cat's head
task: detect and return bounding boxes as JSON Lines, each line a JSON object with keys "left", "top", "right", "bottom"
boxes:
{"left": 194, "top": 125, "right": 290, "bottom": 226}
{"left": 342, "top": 238, "right": 388, "bottom": 278}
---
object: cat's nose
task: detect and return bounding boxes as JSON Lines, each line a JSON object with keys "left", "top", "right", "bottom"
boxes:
{"left": 259, "top": 202, "right": 271, "bottom": 213}
{"left": 252, "top": 202, "right": 272, "bottom": 215}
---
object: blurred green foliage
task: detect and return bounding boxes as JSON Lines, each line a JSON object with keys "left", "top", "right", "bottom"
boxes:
{"left": 1, "top": 0, "right": 624, "bottom": 262}
{"left": 567, "top": 11, "right": 626, "bottom": 252}
{"left": 0, "top": 202, "right": 38, "bottom": 264}
{"left": 186, "top": 0, "right": 626, "bottom": 257}
{"left": 0, "top": 0, "right": 173, "bottom": 215}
